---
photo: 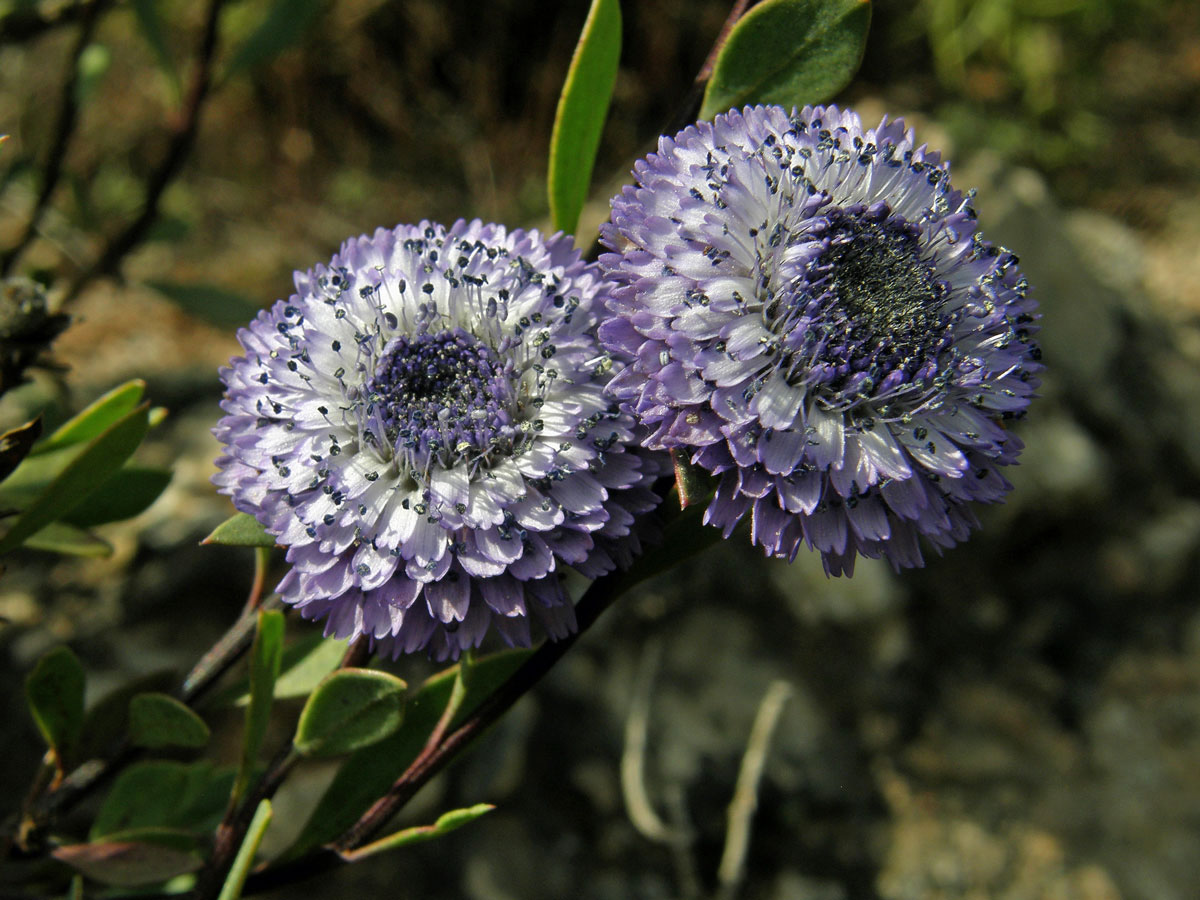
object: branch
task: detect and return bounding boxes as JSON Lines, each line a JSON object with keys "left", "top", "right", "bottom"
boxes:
{"left": 0, "top": 0, "right": 98, "bottom": 45}
{"left": 62, "top": 0, "right": 226, "bottom": 304}
{"left": 0, "top": 0, "right": 110, "bottom": 277}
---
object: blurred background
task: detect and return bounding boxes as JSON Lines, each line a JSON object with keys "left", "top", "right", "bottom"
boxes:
{"left": 2, "top": 0, "right": 1200, "bottom": 897}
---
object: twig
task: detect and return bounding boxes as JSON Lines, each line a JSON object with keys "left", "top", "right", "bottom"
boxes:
{"left": 715, "top": 679, "right": 793, "bottom": 900}
{"left": 0, "top": 0, "right": 109, "bottom": 277}
{"left": 61, "top": 0, "right": 226, "bottom": 304}
{"left": 620, "top": 639, "right": 687, "bottom": 844}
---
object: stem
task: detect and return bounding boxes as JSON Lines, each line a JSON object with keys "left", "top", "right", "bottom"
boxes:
{"left": 331, "top": 570, "right": 627, "bottom": 853}
{"left": 0, "top": 0, "right": 109, "bottom": 277}
{"left": 62, "top": 0, "right": 226, "bottom": 304}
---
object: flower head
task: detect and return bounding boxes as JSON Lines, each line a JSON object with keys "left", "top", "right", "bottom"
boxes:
{"left": 215, "top": 220, "right": 662, "bottom": 658}
{"left": 599, "top": 105, "right": 1040, "bottom": 575}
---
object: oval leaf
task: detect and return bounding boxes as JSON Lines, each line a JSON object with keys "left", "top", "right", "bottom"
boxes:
{"left": 64, "top": 467, "right": 171, "bottom": 528}
{"left": 547, "top": 0, "right": 622, "bottom": 235}
{"left": 700, "top": 0, "right": 871, "bottom": 120}
{"left": 25, "top": 645, "right": 85, "bottom": 764}
{"left": 0, "top": 402, "right": 151, "bottom": 554}
{"left": 129, "top": 693, "right": 210, "bottom": 749}
{"left": 203, "top": 512, "right": 275, "bottom": 547}
{"left": 23, "top": 521, "right": 113, "bottom": 557}
{"left": 34, "top": 380, "right": 145, "bottom": 455}
{"left": 53, "top": 839, "right": 201, "bottom": 888}
{"left": 284, "top": 649, "right": 528, "bottom": 856}
{"left": 92, "top": 760, "right": 234, "bottom": 840}
{"left": 294, "top": 668, "right": 407, "bottom": 758}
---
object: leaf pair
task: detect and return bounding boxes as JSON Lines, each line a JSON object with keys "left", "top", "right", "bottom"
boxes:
{"left": 0, "top": 380, "right": 170, "bottom": 557}
{"left": 547, "top": 0, "right": 872, "bottom": 237}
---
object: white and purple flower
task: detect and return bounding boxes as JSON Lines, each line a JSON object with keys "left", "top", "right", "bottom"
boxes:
{"left": 215, "top": 220, "right": 662, "bottom": 658}
{"left": 599, "top": 105, "right": 1040, "bottom": 575}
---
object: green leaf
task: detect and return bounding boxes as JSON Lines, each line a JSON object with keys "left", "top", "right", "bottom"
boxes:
{"left": 547, "top": 0, "right": 622, "bottom": 235}
{"left": 25, "top": 645, "right": 85, "bottom": 765}
{"left": 92, "top": 760, "right": 234, "bottom": 839}
{"left": 63, "top": 467, "right": 171, "bottom": 527}
{"left": 293, "top": 668, "right": 407, "bottom": 758}
{"left": 0, "top": 416, "right": 41, "bottom": 483}
{"left": 217, "top": 800, "right": 272, "bottom": 900}
{"left": 235, "top": 609, "right": 285, "bottom": 801}
{"left": 129, "top": 693, "right": 211, "bottom": 749}
{"left": 130, "top": 0, "right": 181, "bottom": 98}
{"left": 670, "top": 448, "right": 716, "bottom": 510}
{"left": 284, "top": 649, "right": 529, "bottom": 856}
{"left": 700, "top": 0, "right": 872, "bottom": 119}
{"left": 77, "top": 671, "right": 176, "bottom": 763}
{"left": 222, "top": 0, "right": 326, "bottom": 79}
{"left": 217, "top": 635, "right": 347, "bottom": 707}
{"left": 35, "top": 380, "right": 145, "bottom": 455}
{"left": 202, "top": 512, "right": 275, "bottom": 547}
{"left": 145, "top": 280, "right": 263, "bottom": 331}
{"left": 0, "top": 402, "right": 150, "bottom": 554}
{"left": 53, "top": 838, "right": 201, "bottom": 888}
{"left": 23, "top": 521, "right": 113, "bottom": 557}
{"left": 348, "top": 803, "right": 495, "bottom": 859}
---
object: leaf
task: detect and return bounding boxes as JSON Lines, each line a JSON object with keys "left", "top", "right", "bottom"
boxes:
{"left": 217, "top": 635, "right": 347, "bottom": 707}
{"left": 35, "top": 380, "right": 145, "bottom": 455}
{"left": 284, "top": 649, "right": 530, "bottom": 857}
{"left": 222, "top": 0, "right": 326, "bottom": 79}
{"left": 202, "top": 512, "right": 275, "bottom": 547}
{"left": 23, "top": 521, "right": 113, "bottom": 557}
{"left": 74, "top": 43, "right": 111, "bottom": 105}
{"left": 0, "top": 402, "right": 150, "bottom": 553}
{"left": 63, "top": 466, "right": 171, "bottom": 527}
{"left": 235, "top": 609, "right": 285, "bottom": 801}
{"left": 293, "top": 668, "right": 407, "bottom": 758}
{"left": 130, "top": 0, "right": 181, "bottom": 98}
{"left": 0, "top": 416, "right": 41, "bottom": 482}
{"left": 145, "top": 280, "right": 263, "bottom": 331}
{"left": 77, "top": 670, "right": 176, "bottom": 764}
{"left": 670, "top": 448, "right": 716, "bottom": 510}
{"left": 547, "top": 0, "right": 622, "bottom": 236}
{"left": 348, "top": 803, "right": 495, "bottom": 859}
{"left": 92, "top": 760, "right": 234, "bottom": 840}
{"left": 217, "top": 800, "right": 272, "bottom": 900}
{"left": 53, "top": 839, "right": 201, "bottom": 888}
{"left": 25, "top": 645, "right": 85, "bottom": 766}
{"left": 700, "top": 0, "right": 872, "bottom": 119}
{"left": 129, "top": 693, "right": 211, "bottom": 749}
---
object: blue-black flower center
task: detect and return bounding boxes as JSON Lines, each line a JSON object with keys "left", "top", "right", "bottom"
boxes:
{"left": 367, "top": 328, "right": 518, "bottom": 466}
{"left": 799, "top": 204, "right": 955, "bottom": 401}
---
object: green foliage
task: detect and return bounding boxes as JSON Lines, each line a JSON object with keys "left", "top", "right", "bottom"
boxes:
{"left": 284, "top": 648, "right": 531, "bottom": 857}
{"left": 293, "top": 668, "right": 408, "bottom": 758}
{"left": 700, "top": 0, "right": 871, "bottom": 119}
{"left": 547, "top": 0, "right": 622, "bottom": 236}
{"left": 25, "top": 645, "right": 86, "bottom": 767}
{"left": 203, "top": 512, "right": 275, "bottom": 547}
{"left": 348, "top": 803, "right": 495, "bottom": 859}
{"left": 33, "top": 380, "right": 145, "bottom": 455}
{"left": 129, "top": 693, "right": 211, "bottom": 749}
{"left": 235, "top": 609, "right": 285, "bottom": 801}
{"left": 52, "top": 837, "right": 201, "bottom": 888}
{"left": 130, "top": 0, "right": 181, "bottom": 99}
{"left": 91, "top": 760, "right": 234, "bottom": 839}
{"left": 218, "top": 799, "right": 272, "bottom": 900}
{"left": 63, "top": 467, "right": 172, "bottom": 528}
{"left": 22, "top": 522, "right": 112, "bottom": 557}
{"left": 0, "top": 401, "right": 151, "bottom": 554}
{"left": 74, "top": 43, "right": 112, "bottom": 106}
{"left": 218, "top": 634, "right": 347, "bottom": 706}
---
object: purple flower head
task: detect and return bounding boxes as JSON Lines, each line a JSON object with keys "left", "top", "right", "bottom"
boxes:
{"left": 215, "top": 220, "right": 663, "bottom": 658}
{"left": 599, "top": 105, "right": 1040, "bottom": 575}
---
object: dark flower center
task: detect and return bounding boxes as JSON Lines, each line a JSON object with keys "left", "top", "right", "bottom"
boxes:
{"left": 784, "top": 204, "right": 956, "bottom": 403}
{"left": 367, "top": 328, "right": 518, "bottom": 465}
